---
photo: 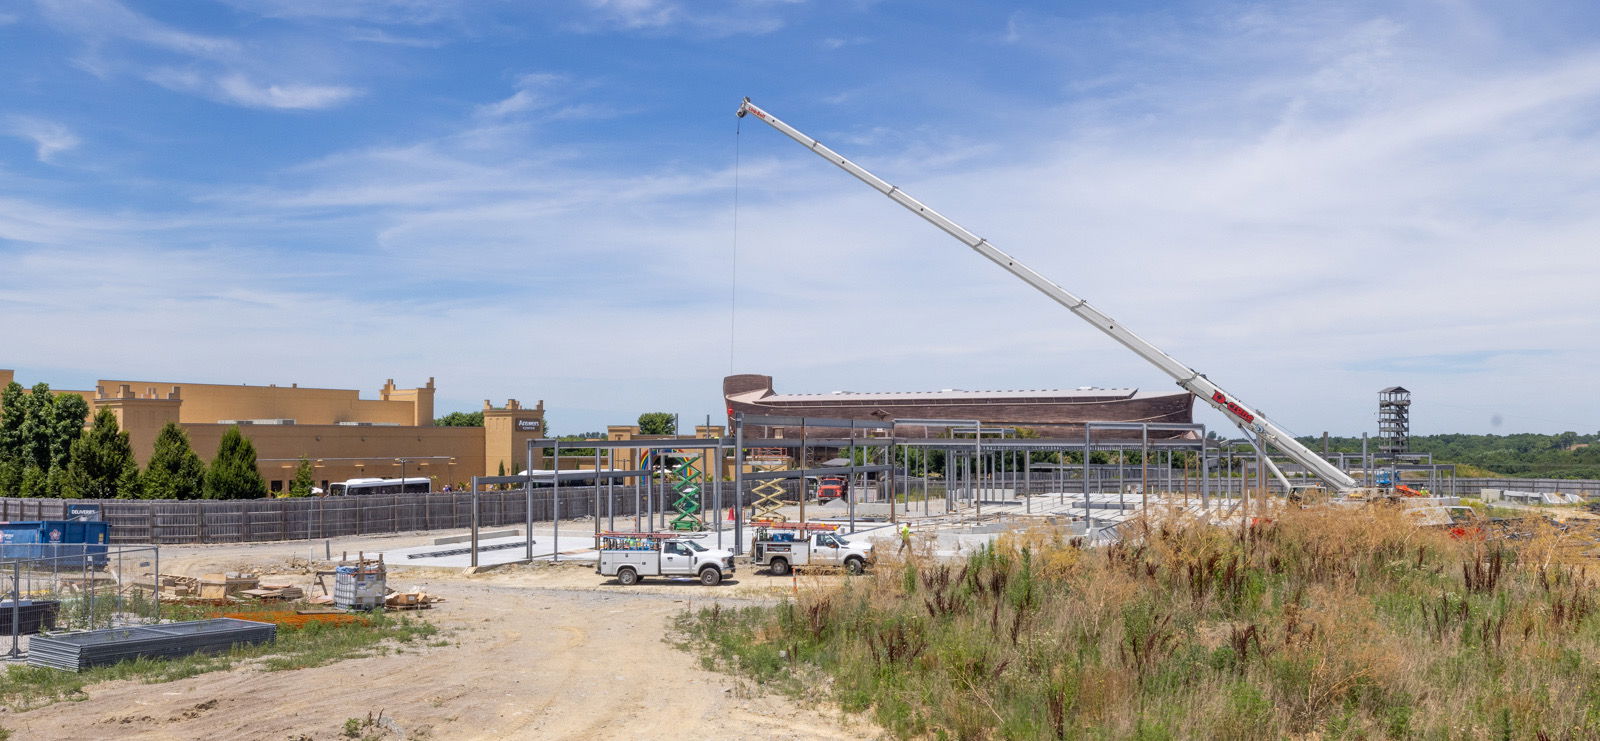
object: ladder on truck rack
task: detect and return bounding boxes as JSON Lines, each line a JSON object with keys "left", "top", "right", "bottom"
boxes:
{"left": 598, "top": 531, "right": 674, "bottom": 551}
{"left": 751, "top": 519, "right": 837, "bottom": 531}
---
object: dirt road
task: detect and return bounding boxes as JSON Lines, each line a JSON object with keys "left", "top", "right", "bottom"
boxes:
{"left": 4, "top": 534, "right": 875, "bottom": 740}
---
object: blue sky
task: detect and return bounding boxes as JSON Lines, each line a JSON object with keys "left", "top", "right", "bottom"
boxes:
{"left": 2, "top": 0, "right": 1597, "bottom": 438}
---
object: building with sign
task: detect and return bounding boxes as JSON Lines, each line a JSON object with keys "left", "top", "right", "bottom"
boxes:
{"left": 0, "top": 370, "right": 545, "bottom": 494}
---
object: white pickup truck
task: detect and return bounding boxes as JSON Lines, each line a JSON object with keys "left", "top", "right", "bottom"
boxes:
{"left": 596, "top": 532, "right": 736, "bottom": 586}
{"left": 751, "top": 521, "right": 873, "bottom": 576}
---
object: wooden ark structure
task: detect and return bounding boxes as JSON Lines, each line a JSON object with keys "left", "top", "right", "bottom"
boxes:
{"left": 723, "top": 374, "right": 1194, "bottom": 439}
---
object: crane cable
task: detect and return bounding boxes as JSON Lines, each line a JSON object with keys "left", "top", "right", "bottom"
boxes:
{"left": 728, "top": 114, "right": 742, "bottom": 374}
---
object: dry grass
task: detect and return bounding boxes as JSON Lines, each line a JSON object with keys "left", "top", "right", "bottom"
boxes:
{"left": 676, "top": 504, "right": 1600, "bottom": 739}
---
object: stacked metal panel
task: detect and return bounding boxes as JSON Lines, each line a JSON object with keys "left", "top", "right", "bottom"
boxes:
{"left": 27, "top": 618, "right": 276, "bottom": 672}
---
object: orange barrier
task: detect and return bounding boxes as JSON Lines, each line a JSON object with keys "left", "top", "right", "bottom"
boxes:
{"left": 209, "top": 610, "right": 370, "bottom": 629}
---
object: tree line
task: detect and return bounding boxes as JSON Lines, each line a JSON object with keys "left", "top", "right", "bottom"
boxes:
{"left": 0, "top": 381, "right": 297, "bottom": 499}
{"left": 1297, "top": 431, "right": 1600, "bottom": 479}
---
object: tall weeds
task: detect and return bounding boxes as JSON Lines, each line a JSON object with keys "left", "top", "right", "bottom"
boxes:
{"left": 675, "top": 505, "right": 1600, "bottom": 739}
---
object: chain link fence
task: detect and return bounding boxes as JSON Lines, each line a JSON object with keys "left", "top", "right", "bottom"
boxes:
{"left": 3, "top": 545, "right": 162, "bottom": 659}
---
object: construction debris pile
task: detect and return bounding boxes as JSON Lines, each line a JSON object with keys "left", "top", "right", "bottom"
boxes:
{"left": 157, "top": 572, "right": 304, "bottom": 602}
{"left": 384, "top": 587, "right": 444, "bottom": 610}
{"left": 155, "top": 561, "right": 444, "bottom": 611}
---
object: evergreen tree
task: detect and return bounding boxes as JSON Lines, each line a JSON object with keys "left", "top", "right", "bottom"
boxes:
{"left": 46, "top": 467, "right": 72, "bottom": 500}
{"left": 18, "top": 465, "right": 45, "bottom": 498}
{"left": 63, "top": 409, "right": 141, "bottom": 499}
{"left": 0, "top": 460, "right": 19, "bottom": 498}
{"left": 143, "top": 422, "right": 206, "bottom": 500}
{"left": 49, "top": 394, "right": 88, "bottom": 471}
{"left": 18, "top": 383, "right": 55, "bottom": 473}
{"left": 204, "top": 426, "right": 266, "bottom": 500}
{"left": 0, "top": 381, "right": 25, "bottom": 464}
{"left": 287, "top": 456, "right": 316, "bottom": 497}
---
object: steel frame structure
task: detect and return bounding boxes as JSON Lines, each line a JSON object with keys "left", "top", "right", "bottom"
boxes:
{"left": 731, "top": 413, "right": 896, "bottom": 554}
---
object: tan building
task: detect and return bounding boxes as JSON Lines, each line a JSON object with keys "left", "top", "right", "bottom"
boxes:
{"left": 0, "top": 369, "right": 545, "bottom": 494}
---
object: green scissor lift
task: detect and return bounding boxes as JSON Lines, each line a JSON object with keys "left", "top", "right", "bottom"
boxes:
{"left": 667, "top": 454, "right": 705, "bottom": 531}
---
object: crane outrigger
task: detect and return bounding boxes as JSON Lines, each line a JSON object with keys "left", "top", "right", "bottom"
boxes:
{"left": 736, "top": 97, "right": 1365, "bottom": 495}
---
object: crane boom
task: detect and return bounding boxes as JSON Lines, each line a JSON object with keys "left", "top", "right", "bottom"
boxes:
{"left": 736, "top": 97, "right": 1360, "bottom": 493}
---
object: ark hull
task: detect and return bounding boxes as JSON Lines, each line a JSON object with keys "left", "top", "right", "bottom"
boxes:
{"left": 724, "top": 374, "right": 1195, "bottom": 439}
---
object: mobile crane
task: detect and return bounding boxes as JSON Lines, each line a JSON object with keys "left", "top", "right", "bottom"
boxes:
{"left": 736, "top": 98, "right": 1366, "bottom": 496}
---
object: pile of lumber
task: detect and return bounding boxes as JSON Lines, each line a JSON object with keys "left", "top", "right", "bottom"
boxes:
{"left": 198, "top": 572, "right": 259, "bottom": 599}
{"left": 383, "top": 588, "right": 445, "bottom": 610}
{"left": 161, "top": 573, "right": 307, "bottom": 602}
{"left": 158, "top": 574, "right": 199, "bottom": 598}
{"left": 240, "top": 580, "right": 304, "bottom": 601}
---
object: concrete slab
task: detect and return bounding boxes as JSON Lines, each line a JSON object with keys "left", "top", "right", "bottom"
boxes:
{"left": 384, "top": 535, "right": 602, "bottom": 569}
{"left": 434, "top": 529, "right": 519, "bottom": 545}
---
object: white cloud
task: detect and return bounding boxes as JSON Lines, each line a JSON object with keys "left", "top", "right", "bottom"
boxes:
{"left": 145, "top": 69, "right": 358, "bottom": 110}
{"left": 215, "top": 0, "right": 459, "bottom": 25}
{"left": 476, "top": 73, "right": 564, "bottom": 118}
{"left": 346, "top": 27, "right": 445, "bottom": 47}
{"left": 37, "top": 0, "right": 240, "bottom": 59}
{"left": 584, "top": 0, "right": 678, "bottom": 30}
{"left": 473, "top": 73, "right": 623, "bottom": 122}
{"left": 5, "top": 117, "right": 80, "bottom": 163}
{"left": 217, "top": 74, "right": 358, "bottom": 110}
{"left": 1002, "top": 11, "right": 1022, "bottom": 44}
{"left": 820, "top": 36, "right": 867, "bottom": 49}
{"left": 37, "top": 0, "right": 360, "bottom": 111}
{"left": 577, "top": 0, "right": 799, "bottom": 36}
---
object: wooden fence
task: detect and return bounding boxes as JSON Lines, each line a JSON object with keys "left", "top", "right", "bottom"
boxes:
{"left": 0, "top": 486, "right": 646, "bottom": 545}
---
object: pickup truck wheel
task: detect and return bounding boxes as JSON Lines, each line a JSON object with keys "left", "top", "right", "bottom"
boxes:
{"left": 617, "top": 567, "right": 639, "bottom": 586}
{"left": 769, "top": 558, "right": 791, "bottom": 577}
{"left": 845, "top": 556, "right": 865, "bottom": 575}
{"left": 699, "top": 567, "right": 723, "bottom": 586}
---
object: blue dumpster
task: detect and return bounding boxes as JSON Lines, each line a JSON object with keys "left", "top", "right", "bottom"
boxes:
{"left": 0, "top": 521, "right": 111, "bottom": 570}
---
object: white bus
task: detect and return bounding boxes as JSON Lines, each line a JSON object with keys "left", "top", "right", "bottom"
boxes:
{"left": 517, "top": 469, "right": 634, "bottom": 488}
{"left": 328, "top": 477, "right": 431, "bottom": 496}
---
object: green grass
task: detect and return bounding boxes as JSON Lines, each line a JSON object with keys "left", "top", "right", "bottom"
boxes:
{"left": 0, "top": 604, "right": 438, "bottom": 712}
{"left": 676, "top": 507, "right": 1600, "bottom": 739}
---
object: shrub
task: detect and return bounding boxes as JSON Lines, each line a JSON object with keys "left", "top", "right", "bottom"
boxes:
{"left": 678, "top": 505, "right": 1600, "bottom": 738}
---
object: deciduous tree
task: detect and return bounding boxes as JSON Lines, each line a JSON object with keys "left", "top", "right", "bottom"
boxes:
{"left": 638, "top": 412, "right": 676, "bottom": 436}
{"left": 434, "top": 411, "right": 484, "bottom": 427}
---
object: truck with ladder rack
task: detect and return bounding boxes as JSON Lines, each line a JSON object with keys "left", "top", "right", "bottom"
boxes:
{"left": 751, "top": 520, "right": 873, "bottom": 575}
{"left": 596, "top": 532, "right": 735, "bottom": 586}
